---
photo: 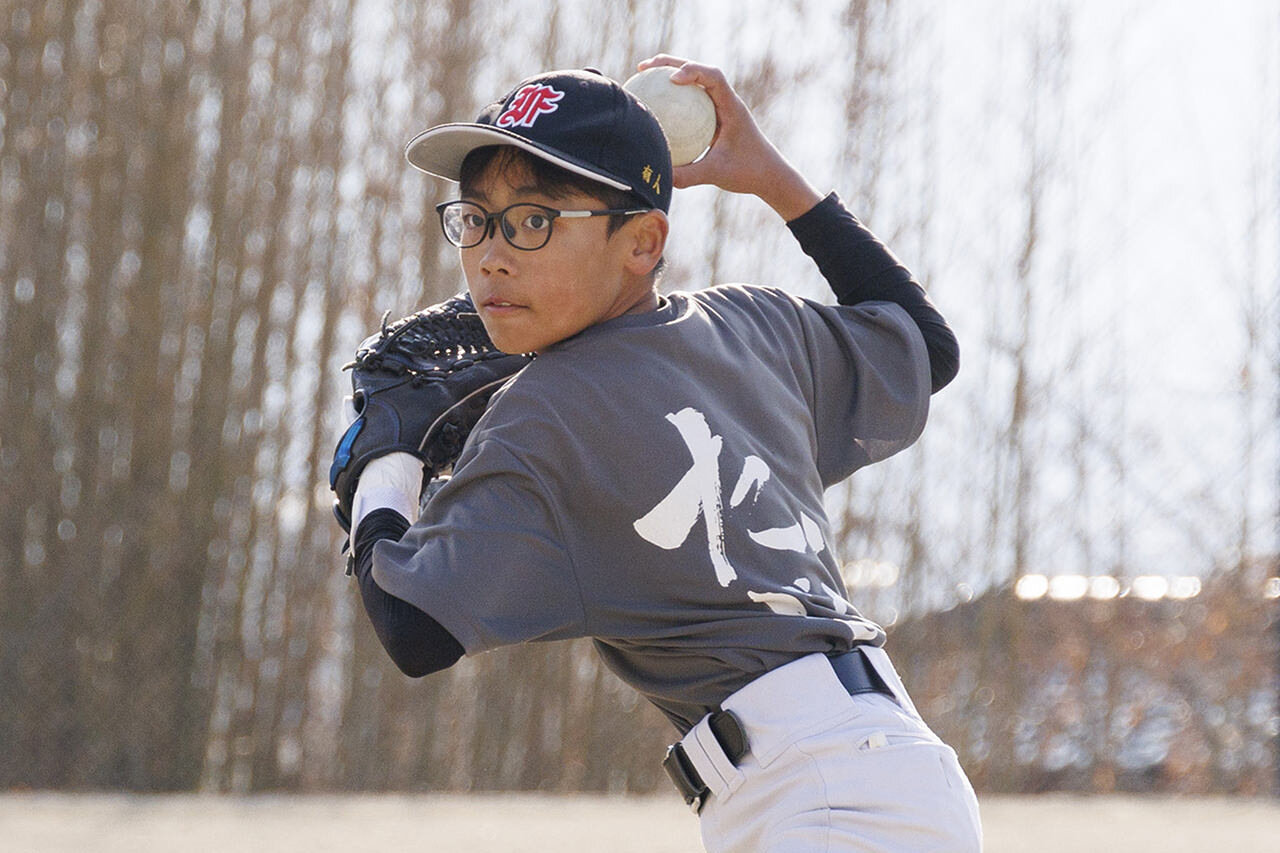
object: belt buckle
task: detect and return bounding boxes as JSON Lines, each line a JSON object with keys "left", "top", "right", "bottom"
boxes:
{"left": 662, "top": 742, "right": 708, "bottom": 815}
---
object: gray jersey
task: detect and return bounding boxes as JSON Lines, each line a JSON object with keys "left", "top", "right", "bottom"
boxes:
{"left": 371, "top": 284, "right": 930, "bottom": 730}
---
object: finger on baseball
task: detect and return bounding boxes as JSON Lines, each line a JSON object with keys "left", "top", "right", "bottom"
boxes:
{"left": 665, "top": 61, "right": 733, "bottom": 104}
{"left": 634, "top": 56, "right": 746, "bottom": 121}
{"left": 672, "top": 160, "right": 711, "bottom": 190}
{"left": 635, "top": 53, "right": 692, "bottom": 72}
{"left": 681, "top": 68, "right": 752, "bottom": 139}
{"left": 636, "top": 55, "right": 733, "bottom": 99}
{"left": 672, "top": 141, "right": 738, "bottom": 188}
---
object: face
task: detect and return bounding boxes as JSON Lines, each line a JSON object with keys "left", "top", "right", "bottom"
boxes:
{"left": 458, "top": 158, "right": 662, "bottom": 354}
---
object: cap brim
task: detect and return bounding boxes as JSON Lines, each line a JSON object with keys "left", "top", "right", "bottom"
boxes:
{"left": 405, "top": 123, "right": 633, "bottom": 194}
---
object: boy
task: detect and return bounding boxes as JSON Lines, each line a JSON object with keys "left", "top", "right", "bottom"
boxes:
{"left": 344, "top": 55, "right": 982, "bottom": 852}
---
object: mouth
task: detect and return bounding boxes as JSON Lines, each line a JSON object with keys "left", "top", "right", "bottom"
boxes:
{"left": 479, "top": 297, "right": 526, "bottom": 313}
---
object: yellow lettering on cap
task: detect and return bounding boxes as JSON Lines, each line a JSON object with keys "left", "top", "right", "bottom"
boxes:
{"left": 642, "top": 165, "right": 653, "bottom": 184}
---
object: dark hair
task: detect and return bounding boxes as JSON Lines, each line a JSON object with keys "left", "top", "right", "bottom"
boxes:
{"left": 459, "top": 146, "right": 648, "bottom": 238}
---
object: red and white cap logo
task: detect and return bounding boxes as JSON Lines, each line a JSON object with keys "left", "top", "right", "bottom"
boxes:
{"left": 496, "top": 84, "right": 564, "bottom": 129}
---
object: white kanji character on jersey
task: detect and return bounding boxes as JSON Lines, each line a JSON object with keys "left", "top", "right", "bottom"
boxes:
{"left": 748, "top": 577, "right": 882, "bottom": 643}
{"left": 728, "top": 453, "right": 827, "bottom": 555}
{"left": 634, "top": 407, "right": 835, "bottom": 589}
{"left": 633, "top": 407, "right": 738, "bottom": 586}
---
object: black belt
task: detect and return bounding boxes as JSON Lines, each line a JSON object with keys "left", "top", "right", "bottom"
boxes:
{"left": 663, "top": 649, "right": 893, "bottom": 813}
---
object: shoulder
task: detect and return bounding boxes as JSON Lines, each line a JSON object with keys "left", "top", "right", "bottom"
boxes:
{"left": 699, "top": 284, "right": 923, "bottom": 341}
{"left": 676, "top": 284, "right": 813, "bottom": 333}
{"left": 472, "top": 363, "right": 561, "bottom": 430}
{"left": 684, "top": 283, "right": 802, "bottom": 311}
{"left": 691, "top": 284, "right": 916, "bottom": 332}
{"left": 462, "top": 357, "right": 603, "bottom": 465}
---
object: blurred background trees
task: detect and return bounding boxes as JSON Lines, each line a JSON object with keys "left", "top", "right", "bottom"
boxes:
{"left": 1, "top": 0, "right": 1276, "bottom": 795}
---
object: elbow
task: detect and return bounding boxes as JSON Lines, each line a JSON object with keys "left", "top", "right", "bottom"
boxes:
{"left": 391, "top": 656, "right": 438, "bottom": 679}
{"left": 381, "top": 632, "right": 464, "bottom": 679}
{"left": 385, "top": 638, "right": 431, "bottom": 677}
{"left": 926, "top": 323, "right": 960, "bottom": 393}
{"left": 357, "top": 559, "right": 465, "bottom": 678}
{"left": 929, "top": 346, "right": 959, "bottom": 394}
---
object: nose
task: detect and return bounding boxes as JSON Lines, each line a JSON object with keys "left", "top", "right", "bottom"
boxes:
{"left": 477, "top": 224, "right": 515, "bottom": 276}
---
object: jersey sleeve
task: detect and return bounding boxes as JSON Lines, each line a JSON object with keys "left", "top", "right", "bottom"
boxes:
{"left": 793, "top": 296, "right": 932, "bottom": 487}
{"left": 368, "top": 438, "right": 587, "bottom": 655}
{"left": 788, "top": 192, "right": 959, "bottom": 393}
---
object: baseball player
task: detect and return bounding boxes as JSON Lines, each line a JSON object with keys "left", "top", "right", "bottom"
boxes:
{"left": 339, "top": 55, "right": 982, "bottom": 851}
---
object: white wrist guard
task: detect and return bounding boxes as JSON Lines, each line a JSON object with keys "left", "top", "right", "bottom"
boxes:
{"left": 351, "top": 452, "right": 424, "bottom": 541}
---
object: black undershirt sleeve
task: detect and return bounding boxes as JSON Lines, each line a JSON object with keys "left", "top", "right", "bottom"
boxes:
{"left": 787, "top": 192, "right": 959, "bottom": 393}
{"left": 352, "top": 506, "right": 464, "bottom": 677}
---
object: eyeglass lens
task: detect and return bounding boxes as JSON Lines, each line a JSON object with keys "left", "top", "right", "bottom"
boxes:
{"left": 442, "top": 202, "right": 555, "bottom": 250}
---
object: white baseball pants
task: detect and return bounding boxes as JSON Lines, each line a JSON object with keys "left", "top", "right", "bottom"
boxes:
{"left": 679, "top": 650, "right": 982, "bottom": 852}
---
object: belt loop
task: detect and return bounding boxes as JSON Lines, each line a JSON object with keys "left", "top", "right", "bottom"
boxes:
{"left": 665, "top": 711, "right": 748, "bottom": 812}
{"left": 708, "top": 710, "right": 748, "bottom": 762}
{"left": 662, "top": 743, "right": 708, "bottom": 814}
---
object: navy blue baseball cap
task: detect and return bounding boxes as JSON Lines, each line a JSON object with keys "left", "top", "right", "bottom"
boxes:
{"left": 405, "top": 69, "right": 673, "bottom": 213}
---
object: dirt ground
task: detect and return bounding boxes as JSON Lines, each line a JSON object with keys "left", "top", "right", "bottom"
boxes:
{"left": 2, "top": 792, "right": 1278, "bottom": 852}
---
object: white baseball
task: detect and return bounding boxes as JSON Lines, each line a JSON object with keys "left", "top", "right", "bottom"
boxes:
{"left": 623, "top": 67, "right": 717, "bottom": 166}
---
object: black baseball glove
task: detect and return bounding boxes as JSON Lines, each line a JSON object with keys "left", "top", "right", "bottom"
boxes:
{"left": 328, "top": 292, "right": 531, "bottom": 534}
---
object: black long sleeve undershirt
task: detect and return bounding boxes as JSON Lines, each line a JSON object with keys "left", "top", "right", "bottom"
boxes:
{"left": 353, "top": 507, "right": 463, "bottom": 677}
{"left": 787, "top": 192, "right": 959, "bottom": 393}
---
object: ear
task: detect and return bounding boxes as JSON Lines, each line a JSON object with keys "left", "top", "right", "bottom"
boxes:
{"left": 622, "top": 210, "right": 669, "bottom": 277}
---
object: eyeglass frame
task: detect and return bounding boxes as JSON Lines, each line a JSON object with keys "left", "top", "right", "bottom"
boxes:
{"left": 435, "top": 200, "right": 651, "bottom": 251}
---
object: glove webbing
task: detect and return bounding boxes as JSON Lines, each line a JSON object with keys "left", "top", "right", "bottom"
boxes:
{"left": 346, "top": 308, "right": 515, "bottom": 380}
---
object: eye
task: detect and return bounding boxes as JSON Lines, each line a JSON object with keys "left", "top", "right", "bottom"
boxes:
{"left": 521, "top": 211, "right": 552, "bottom": 232}
{"left": 460, "top": 211, "right": 486, "bottom": 229}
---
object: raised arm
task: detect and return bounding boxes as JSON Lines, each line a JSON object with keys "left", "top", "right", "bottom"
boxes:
{"left": 635, "top": 55, "right": 958, "bottom": 392}
{"left": 786, "top": 195, "right": 958, "bottom": 392}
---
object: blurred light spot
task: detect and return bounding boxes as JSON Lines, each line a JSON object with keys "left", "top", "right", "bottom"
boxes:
{"left": 24, "top": 541, "right": 45, "bottom": 567}
{"left": 277, "top": 491, "right": 307, "bottom": 536}
{"left": 1132, "top": 575, "right": 1169, "bottom": 600}
{"left": 277, "top": 735, "right": 301, "bottom": 776}
{"left": 843, "top": 558, "right": 899, "bottom": 589}
{"left": 1264, "top": 577, "right": 1280, "bottom": 599}
{"left": 1089, "top": 576, "right": 1121, "bottom": 599}
{"left": 53, "top": 447, "right": 75, "bottom": 473}
{"left": 1015, "top": 574, "right": 1048, "bottom": 600}
{"left": 1049, "top": 574, "right": 1088, "bottom": 601}
{"left": 169, "top": 450, "right": 191, "bottom": 493}
{"left": 164, "top": 38, "right": 185, "bottom": 70}
{"left": 41, "top": 40, "right": 63, "bottom": 77}
{"left": 1168, "top": 577, "right": 1201, "bottom": 600}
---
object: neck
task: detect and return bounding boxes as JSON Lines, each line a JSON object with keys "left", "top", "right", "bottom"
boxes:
{"left": 621, "top": 285, "right": 660, "bottom": 316}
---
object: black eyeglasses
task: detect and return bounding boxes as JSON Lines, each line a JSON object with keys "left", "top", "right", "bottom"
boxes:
{"left": 436, "top": 201, "right": 649, "bottom": 251}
